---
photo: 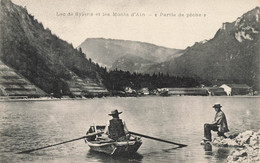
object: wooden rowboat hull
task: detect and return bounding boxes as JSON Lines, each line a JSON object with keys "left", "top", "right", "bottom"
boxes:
{"left": 87, "top": 140, "right": 142, "bottom": 155}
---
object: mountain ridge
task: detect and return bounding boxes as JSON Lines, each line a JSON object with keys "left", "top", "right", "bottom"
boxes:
{"left": 78, "top": 38, "right": 183, "bottom": 71}
{"left": 0, "top": 0, "right": 109, "bottom": 97}
{"left": 145, "top": 6, "right": 260, "bottom": 90}
{"left": 1, "top": 0, "right": 259, "bottom": 96}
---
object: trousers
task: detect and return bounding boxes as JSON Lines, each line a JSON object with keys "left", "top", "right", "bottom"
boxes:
{"left": 204, "top": 123, "right": 226, "bottom": 141}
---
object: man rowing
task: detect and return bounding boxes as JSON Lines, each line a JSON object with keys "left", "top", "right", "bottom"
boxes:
{"left": 105, "top": 109, "right": 129, "bottom": 141}
{"left": 86, "top": 109, "right": 130, "bottom": 142}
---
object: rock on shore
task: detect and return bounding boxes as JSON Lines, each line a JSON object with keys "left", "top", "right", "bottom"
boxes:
{"left": 211, "top": 130, "right": 260, "bottom": 163}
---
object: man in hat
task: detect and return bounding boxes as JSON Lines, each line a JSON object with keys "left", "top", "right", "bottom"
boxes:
{"left": 203, "top": 103, "right": 229, "bottom": 142}
{"left": 105, "top": 109, "right": 129, "bottom": 141}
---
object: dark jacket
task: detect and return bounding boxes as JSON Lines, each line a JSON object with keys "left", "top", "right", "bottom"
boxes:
{"left": 108, "top": 118, "right": 126, "bottom": 140}
{"left": 212, "top": 110, "right": 229, "bottom": 133}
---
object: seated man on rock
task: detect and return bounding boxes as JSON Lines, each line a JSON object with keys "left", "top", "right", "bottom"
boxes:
{"left": 203, "top": 103, "right": 229, "bottom": 142}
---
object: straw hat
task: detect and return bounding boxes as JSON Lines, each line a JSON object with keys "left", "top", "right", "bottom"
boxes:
{"left": 212, "top": 103, "right": 222, "bottom": 108}
{"left": 108, "top": 109, "right": 122, "bottom": 116}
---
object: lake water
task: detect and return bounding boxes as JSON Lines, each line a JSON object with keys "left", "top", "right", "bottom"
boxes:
{"left": 0, "top": 96, "right": 259, "bottom": 163}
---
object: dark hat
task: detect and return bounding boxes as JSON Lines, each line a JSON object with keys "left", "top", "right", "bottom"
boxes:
{"left": 212, "top": 103, "right": 222, "bottom": 108}
{"left": 108, "top": 109, "right": 122, "bottom": 116}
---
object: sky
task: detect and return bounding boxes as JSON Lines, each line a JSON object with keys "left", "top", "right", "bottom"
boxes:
{"left": 12, "top": 0, "right": 260, "bottom": 49}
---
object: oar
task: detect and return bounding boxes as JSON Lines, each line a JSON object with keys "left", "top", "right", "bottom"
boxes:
{"left": 17, "top": 132, "right": 104, "bottom": 154}
{"left": 129, "top": 131, "right": 187, "bottom": 147}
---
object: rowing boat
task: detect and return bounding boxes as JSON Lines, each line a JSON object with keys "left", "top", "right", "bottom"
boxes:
{"left": 87, "top": 138, "right": 142, "bottom": 155}
{"left": 84, "top": 125, "right": 142, "bottom": 155}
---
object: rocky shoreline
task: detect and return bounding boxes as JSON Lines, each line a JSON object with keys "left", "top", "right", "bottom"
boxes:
{"left": 212, "top": 130, "right": 260, "bottom": 162}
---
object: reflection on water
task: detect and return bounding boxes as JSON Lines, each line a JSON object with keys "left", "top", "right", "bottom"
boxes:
{"left": 204, "top": 147, "right": 231, "bottom": 162}
{"left": 0, "top": 96, "right": 259, "bottom": 162}
{"left": 204, "top": 142, "right": 212, "bottom": 151}
{"left": 162, "top": 146, "right": 183, "bottom": 152}
{"left": 86, "top": 150, "right": 143, "bottom": 163}
{"left": 215, "top": 148, "right": 230, "bottom": 159}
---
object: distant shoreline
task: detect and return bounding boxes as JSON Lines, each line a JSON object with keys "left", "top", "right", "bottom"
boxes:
{"left": 1, "top": 95, "right": 260, "bottom": 102}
